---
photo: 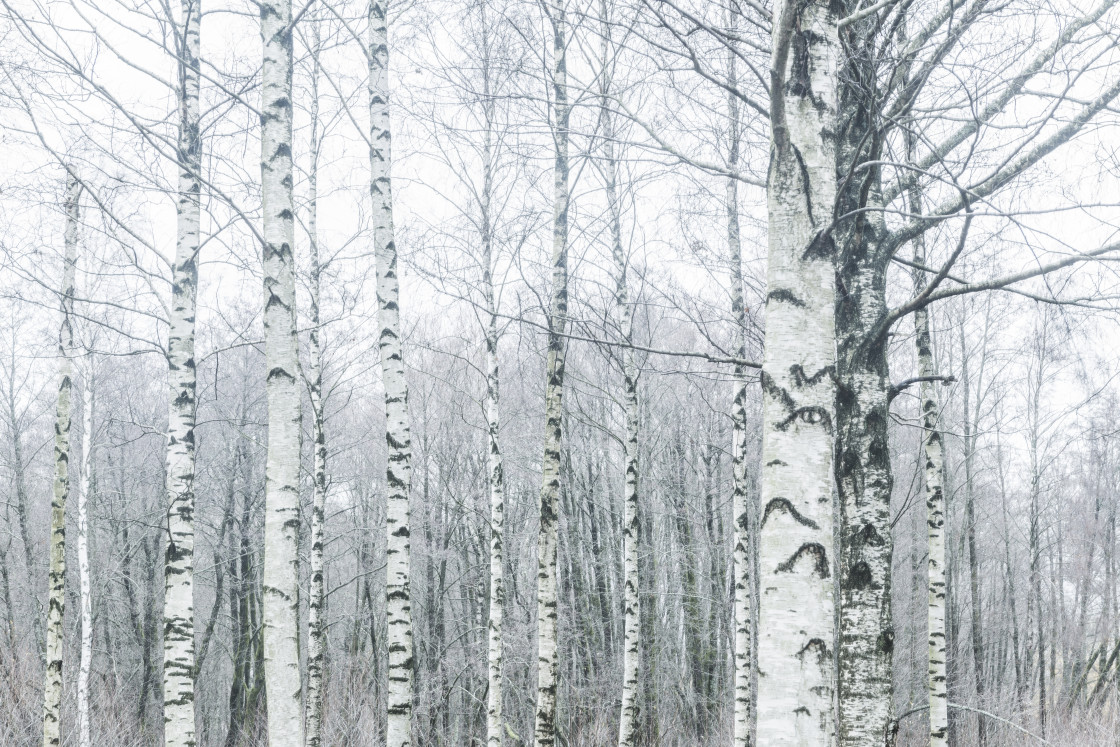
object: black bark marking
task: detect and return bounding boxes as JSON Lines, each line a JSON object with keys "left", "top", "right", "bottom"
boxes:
{"left": 762, "top": 497, "right": 820, "bottom": 530}
{"left": 776, "top": 543, "right": 830, "bottom": 578}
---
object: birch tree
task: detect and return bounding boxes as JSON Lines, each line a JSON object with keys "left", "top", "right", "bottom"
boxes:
{"left": 368, "top": 1, "right": 414, "bottom": 744}
{"left": 76, "top": 358, "right": 95, "bottom": 747}
{"left": 161, "top": 1, "right": 202, "bottom": 743}
{"left": 41, "top": 173, "right": 79, "bottom": 747}
{"left": 478, "top": 12, "right": 506, "bottom": 743}
{"left": 591, "top": 2, "right": 641, "bottom": 742}
{"left": 303, "top": 14, "right": 328, "bottom": 747}
{"left": 534, "top": 2, "right": 569, "bottom": 744}
{"left": 756, "top": 1, "right": 839, "bottom": 742}
{"left": 909, "top": 161, "right": 950, "bottom": 746}
{"left": 724, "top": 20, "right": 753, "bottom": 747}
{"left": 260, "top": 0, "right": 304, "bottom": 739}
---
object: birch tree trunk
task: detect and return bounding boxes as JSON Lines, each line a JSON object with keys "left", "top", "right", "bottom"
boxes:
{"left": 600, "top": 70, "right": 641, "bottom": 747}
{"left": 479, "top": 20, "right": 505, "bottom": 743}
{"left": 909, "top": 191, "right": 948, "bottom": 747}
{"left": 42, "top": 173, "right": 79, "bottom": 747}
{"left": 260, "top": 0, "right": 304, "bottom": 739}
{"left": 305, "top": 15, "right": 327, "bottom": 747}
{"left": 834, "top": 17, "right": 894, "bottom": 741}
{"left": 483, "top": 224, "right": 505, "bottom": 747}
{"left": 368, "top": 3, "right": 414, "bottom": 744}
{"left": 535, "top": 2, "right": 569, "bottom": 743}
{"left": 77, "top": 360, "right": 95, "bottom": 747}
{"left": 726, "top": 27, "right": 754, "bottom": 747}
{"left": 757, "top": 2, "right": 839, "bottom": 743}
{"left": 162, "top": 1, "right": 202, "bottom": 743}
{"left": 594, "top": 5, "right": 640, "bottom": 743}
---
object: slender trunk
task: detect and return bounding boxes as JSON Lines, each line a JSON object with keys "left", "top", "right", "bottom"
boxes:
{"left": 907, "top": 165, "right": 948, "bottom": 746}
{"left": 480, "top": 20, "right": 506, "bottom": 743}
{"left": 76, "top": 362, "right": 94, "bottom": 747}
{"left": 905, "top": 137, "right": 948, "bottom": 746}
{"left": 368, "top": 3, "right": 414, "bottom": 744}
{"left": 608, "top": 103, "right": 641, "bottom": 747}
{"left": 261, "top": 0, "right": 304, "bottom": 738}
{"left": 757, "top": 2, "right": 839, "bottom": 743}
{"left": 305, "top": 16, "right": 327, "bottom": 747}
{"left": 534, "top": 2, "right": 568, "bottom": 745}
{"left": 595, "top": 7, "right": 640, "bottom": 742}
{"left": 5, "top": 355, "right": 45, "bottom": 656}
{"left": 1027, "top": 324, "right": 1047, "bottom": 738}
{"left": 42, "top": 173, "right": 78, "bottom": 747}
{"left": 162, "top": 2, "right": 202, "bottom": 744}
{"left": 726, "top": 17, "right": 754, "bottom": 747}
{"left": 960, "top": 312, "right": 986, "bottom": 745}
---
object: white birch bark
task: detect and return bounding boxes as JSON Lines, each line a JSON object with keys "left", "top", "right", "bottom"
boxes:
{"left": 484, "top": 247, "right": 505, "bottom": 747}
{"left": 304, "top": 15, "right": 327, "bottom": 747}
{"left": 534, "top": 3, "right": 569, "bottom": 744}
{"left": 479, "top": 21, "right": 505, "bottom": 743}
{"left": 594, "top": 5, "right": 639, "bottom": 743}
{"left": 600, "top": 74, "right": 640, "bottom": 747}
{"left": 42, "top": 173, "right": 79, "bottom": 747}
{"left": 162, "top": 1, "right": 201, "bottom": 743}
{"left": 368, "top": 3, "right": 414, "bottom": 744}
{"left": 915, "top": 297, "right": 948, "bottom": 747}
{"left": 725, "top": 23, "right": 754, "bottom": 747}
{"left": 76, "top": 360, "right": 94, "bottom": 747}
{"left": 907, "top": 134, "right": 948, "bottom": 747}
{"left": 757, "top": 1, "right": 839, "bottom": 743}
{"left": 260, "top": 0, "right": 304, "bottom": 740}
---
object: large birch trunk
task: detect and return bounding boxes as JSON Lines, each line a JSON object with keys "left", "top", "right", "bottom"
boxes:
{"left": 368, "top": 3, "right": 414, "bottom": 744}
{"left": 260, "top": 0, "right": 304, "bottom": 740}
{"left": 305, "top": 16, "right": 327, "bottom": 747}
{"left": 757, "top": 2, "right": 839, "bottom": 743}
{"left": 42, "top": 173, "right": 79, "bottom": 747}
{"left": 534, "top": 3, "right": 569, "bottom": 744}
{"left": 76, "top": 361, "right": 94, "bottom": 747}
{"left": 162, "top": 1, "right": 202, "bottom": 743}
{"left": 833, "top": 17, "right": 894, "bottom": 740}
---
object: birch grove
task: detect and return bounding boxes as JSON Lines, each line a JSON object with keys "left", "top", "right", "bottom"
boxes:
{"left": 0, "top": 0, "right": 1119, "bottom": 745}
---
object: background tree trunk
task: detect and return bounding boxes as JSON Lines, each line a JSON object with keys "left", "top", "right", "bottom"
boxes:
{"left": 42, "top": 173, "right": 79, "bottom": 747}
